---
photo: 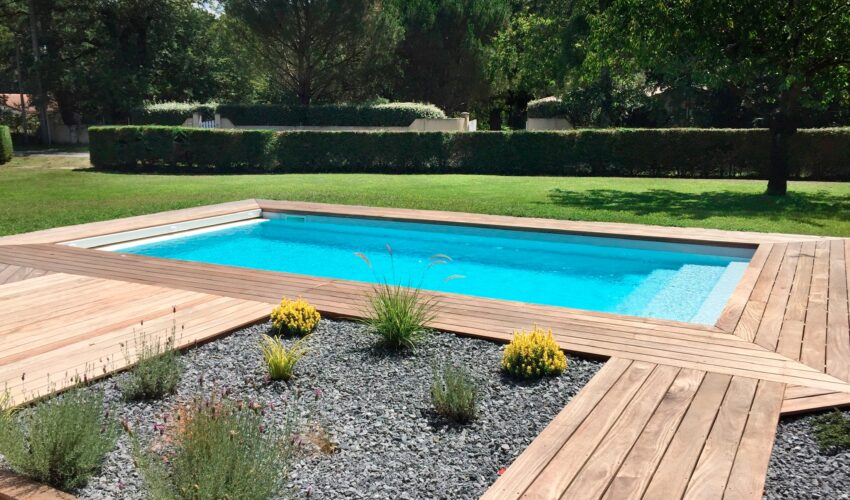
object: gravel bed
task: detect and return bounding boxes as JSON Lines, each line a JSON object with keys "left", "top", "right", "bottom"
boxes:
{"left": 53, "top": 319, "right": 602, "bottom": 499}
{"left": 764, "top": 409, "right": 850, "bottom": 499}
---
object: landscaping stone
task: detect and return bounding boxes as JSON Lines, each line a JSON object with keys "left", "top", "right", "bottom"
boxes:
{"left": 764, "top": 409, "right": 850, "bottom": 500}
{"left": 71, "top": 319, "right": 602, "bottom": 499}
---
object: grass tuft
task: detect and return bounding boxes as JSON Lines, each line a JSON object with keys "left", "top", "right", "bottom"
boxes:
{"left": 430, "top": 362, "right": 479, "bottom": 423}
{"left": 362, "top": 283, "right": 436, "bottom": 350}
{"left": 259, "top": 334, "right": 309, "bottom": 381}
{"left": 0, "top": 388, "right": 117, "bottom": 491}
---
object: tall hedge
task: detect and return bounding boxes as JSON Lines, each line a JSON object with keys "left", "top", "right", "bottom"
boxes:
{"left": 89, "top": 126, "right": 850, "bottom": 180}
{"left": 217, "top": 102, "right": 446, "bottom": 127}
{"left": 0, "top": 125, "right": 12, "bottom": 164}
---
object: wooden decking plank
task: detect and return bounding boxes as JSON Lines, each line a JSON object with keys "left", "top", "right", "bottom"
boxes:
{"left": 754, "top": 242, "right": 802, "bottom": 351}
{"left": 685, "top": 376, "right": 759, "bottom": 498}
{"left": 601, "top": 369, "right": 706, "bottom": 500}
{"left": 781, "top": 391, "right": 850, "bottom": 415}
{"left": 559, "top": 365, "right": 681, "bottom": 500}
{"left": 800, "top": 241, "right": 831, "bottom": 372}
{"left": 775, "top": 241, "right": 816, "bottom": 360}
{"left": 733, "top": 243, "right": 787, "bottom": 341}
{"left": 523, "top": 361, "right": 656, "bottom": 498}
{"left": 715, "top": 243, "right": 773, "bottom": 332}
{"left": 480, "top": 358, "right": 633, "bottom": 500}
{"left": 826, "top": 239, "right": 850, "bottom": 381}
{"left": 723, "top": 380, "right": 785, "bottom": 499}
{"left": 641, "top": 372, "right": 732, "bottom": 499}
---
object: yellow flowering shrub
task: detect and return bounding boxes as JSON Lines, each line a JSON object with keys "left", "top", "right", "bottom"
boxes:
{"left": 270, "top": 297, "right": 320, "bottom": 336}
{"left": 502, "top": 325, "right": 567, "bottom": 378}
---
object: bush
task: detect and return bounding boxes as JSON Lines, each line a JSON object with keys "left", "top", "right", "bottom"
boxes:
{"left": 0, "top": 125, "right": 12, "bottom": 164}
{"left": 813, "top": 411, "right": 850, "bottom": 452}
{"left": 526, "top": 97, "right": 571, "bottom": 119}
{"left": 431, "top": 362, "right": 478, "bottom": 423}
{"left": 136, "top": 394, "right": 293, "bottom": 500}
{"left": 270, "top": 297, "right": 321, "bottom": 336}
{"left": 259, "top": 334, "right": 309, "bottom": 381}
{"left": 88, "top": 126, "right": 850, "bottom": 180}
{"left": 362, "top": 283, "right": 436, "bottom": 350}
{"left": 89, "top": 126, "right": 277, "bottom": 171}
{"left": 120, "top": 332, "right": 183, "bottom": 401}
{"left": 130, "top": 102, "right": 216, "bottom": 126}
{"left": 0, "top": 389, "right": 117, "bottom": 491}
{"left": 502, "top": 325, "right": 567, "bottom": 379}
{"left": 218, "top": 102, "right": 446, "bottom": 127}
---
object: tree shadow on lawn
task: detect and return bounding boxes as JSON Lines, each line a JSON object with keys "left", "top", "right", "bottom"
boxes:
{"left": 547, "top": 188, "right": 850, "bottom": 228}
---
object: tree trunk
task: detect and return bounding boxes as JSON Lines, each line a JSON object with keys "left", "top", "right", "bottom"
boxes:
{"left": 765, "top": 84, "right": 801, "bottom": 196}
{"left": 27, "top": 0, "right": 50, "bottom": 145}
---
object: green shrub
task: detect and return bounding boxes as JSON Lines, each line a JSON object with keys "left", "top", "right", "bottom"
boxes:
{"left": 218, "top": 102, "right": 445, "bottom": 127}
{"left": 120, "top": 332, "right": 183, "bottom": 401}
{"left": 88, "top": 125, "right": 850, "bottom": 180}
{"left": 259, "top": 334, "right": 309, "bottom": 381}
{"left": 130, "top": 102, "right": 216, "bottom": 126}
{"left": 0, "top": 125, "right": 12, "bottom": 164}
{"left": 526, "top": 97, "right": 571, "bottom": 119}
{"left": 136, "top": 394, "right": 293, "bottom": 500}
{"left": 431, "top": 362, "right": 478, "bottom": 423}
{"left": 362, "top": 282, "right": 436, "bottom": 350}
{"left": 813, "top": 411, "right": 850, "bottom": 452}
{"left": 0, "top": 389, "right": 117, "bottom": 491}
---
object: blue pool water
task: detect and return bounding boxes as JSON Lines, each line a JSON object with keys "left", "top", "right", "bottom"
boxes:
{"left": 119, "top": 214, "right": 753, "bottom": 324}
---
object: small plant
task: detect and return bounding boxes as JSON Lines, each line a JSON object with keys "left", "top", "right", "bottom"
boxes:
{"left": 120, "top": 330, "right": 183, "bottom": 401}
{"left": 0, "top": 388, "right": 117, "bottom": 491}
{"left": 136, "top": 394, "right": 293, "bottom": 500}
{"left": 270, "top": 297, "right": 321, "bottom": 336}
{"left": 502, "top": 325, "right": 568, "bottom": 379}
{"left": 431, "top": 362, "right": 479, "bottom": 423}
{"left": 362, "top": 283, "right": 436, "bottom": 350}
{"left": 813, "top": 411, "right": 850, "bottom": 452}
{"left": 259, "top": 334, "right": 309, "bottom": 381}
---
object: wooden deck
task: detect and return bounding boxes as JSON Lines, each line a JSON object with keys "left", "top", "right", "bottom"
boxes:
{"left": 0, "top": 200, "right": 848, "bottom": 499}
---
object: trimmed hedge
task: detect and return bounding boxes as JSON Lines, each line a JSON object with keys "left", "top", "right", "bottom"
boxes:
{"left": 89, "top": 126, "right": 850, "bottom": 179}
{"left": 0, "top": 125, "right": 12, "bottom": 164}
{"left": 217, "top": 102, "right": 446, "bottom": 127}
{"left": 130, "top": 102, "right": 446, "bottom": 127}
{"left": 129, "top": 103, "right": 216, "bottom": 126}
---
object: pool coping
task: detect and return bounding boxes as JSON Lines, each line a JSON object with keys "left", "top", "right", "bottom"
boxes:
{"left": 0, "top": 199, "right": 848, "bottom": 500}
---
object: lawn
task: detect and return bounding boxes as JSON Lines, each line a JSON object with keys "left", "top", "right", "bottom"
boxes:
{"left": 1, "top": 154, "right": 849, "bottom": 237}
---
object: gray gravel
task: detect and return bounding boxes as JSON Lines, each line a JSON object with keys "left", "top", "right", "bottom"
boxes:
{"left": 764, "top": 409, "right": 850, "bottom": 499}
{"left": 64, "top": 319, "right": 602, "bottom": 499}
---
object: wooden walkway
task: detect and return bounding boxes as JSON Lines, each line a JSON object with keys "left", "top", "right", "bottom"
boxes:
{"left": 0, "top": 200, "right": 847, "bottom": 499}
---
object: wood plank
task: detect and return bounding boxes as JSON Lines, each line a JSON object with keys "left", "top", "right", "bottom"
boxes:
{"left": 715, "top": 243, "right": 773, "bottom": 332}
{"left": 481, "top": 358, "right": 633, "bottom": 500}
{"left": 601, "top": 369, "right": 706, "bottom": 500}
{"left": 522, "top": 361, "right": 656, "bottom": 498}
{"left": 754, "top": 242, "right": 802, "bottom": 351}
{"left": 559, "top": 365, "right": 681, "bottom": 500}
{"left": 826, "top": 239, "right": 850, "bottom": 381}
{"left": 800, "top": 240, "right": 831, "bottom": 372}
{"left": 733, "top": 243, "right": 787, "bottom": 341}
{"left": 723, "top": 380, "right": 785, "bottom": 499}
{"left": 781, "top": 391, "right": 850, "bottom": 415}
{"left": 685, "top": 376, "right": 759, "bottom": 498}
{"left": 0, "top": 470, "right": 76, "bottom": 500}
{"left": 642, "top": 372, "right": 732, "bottom": 499}
{"left": 775, "top": 241, "right": 816, "bottom": 360}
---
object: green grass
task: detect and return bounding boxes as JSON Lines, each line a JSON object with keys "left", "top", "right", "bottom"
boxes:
{"left": 1, "top": 155, "right": 849, "bottom": 236}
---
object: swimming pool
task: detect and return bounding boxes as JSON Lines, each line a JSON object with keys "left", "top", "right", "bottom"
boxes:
{"left": 113, "top": 213, "right": 753, "bottom": 324}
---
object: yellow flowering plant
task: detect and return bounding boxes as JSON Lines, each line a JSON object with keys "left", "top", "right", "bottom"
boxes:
{"left": 270, "top": 297, "right": 320, "bottom": 336}
{"left": 502, "top": 325, "right": 567, "bottom": 379}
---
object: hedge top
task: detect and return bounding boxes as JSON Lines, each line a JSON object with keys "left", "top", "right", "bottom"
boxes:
{"left": 0, "top": 125, "right": 12, "bottom": 164}
{"left": 527, "top": 97, "right": 570, "bottom": 119}
{"left": 130, "top": 102, "right": 446, "bottom": 127}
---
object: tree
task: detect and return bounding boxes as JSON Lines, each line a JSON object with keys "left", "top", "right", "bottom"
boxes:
{"left": 392, "top": 0, "right": 510, "bottom": 113}
{"left": 585, "top": 0, "right": 850, "bottom": 195}
{"left": 224, "top": 0, "right": 402, "bottom": 105}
